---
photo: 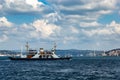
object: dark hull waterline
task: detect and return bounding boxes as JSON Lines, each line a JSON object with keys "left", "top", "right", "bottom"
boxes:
{"left": 8, "top": 57, "right": 72, "bottom": 60}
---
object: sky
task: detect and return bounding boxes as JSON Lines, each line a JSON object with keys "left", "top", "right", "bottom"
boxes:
{"left": 0, "top": 0, "right": 120, "bottom": 50}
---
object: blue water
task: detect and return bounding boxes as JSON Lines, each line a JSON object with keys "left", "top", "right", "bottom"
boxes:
{"left": 0, "top": 57, "right": 120, "bottom": 80}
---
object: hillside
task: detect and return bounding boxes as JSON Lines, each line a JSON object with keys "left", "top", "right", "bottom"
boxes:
{"left": 105, "top": 48, "right": 120, "bottom": 56}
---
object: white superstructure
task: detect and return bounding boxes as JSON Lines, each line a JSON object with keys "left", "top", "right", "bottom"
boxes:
{"left": 20, "top": 42, "right": 59, "bottom": 59}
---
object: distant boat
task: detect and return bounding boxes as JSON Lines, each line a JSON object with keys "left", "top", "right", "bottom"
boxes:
{"left": 9, "top": 42, "right": 72, "bottom": 60}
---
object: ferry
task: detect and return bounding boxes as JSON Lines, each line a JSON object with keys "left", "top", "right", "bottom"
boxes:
{"left": 9, "top": 42, "right": 72, "bottom": 60}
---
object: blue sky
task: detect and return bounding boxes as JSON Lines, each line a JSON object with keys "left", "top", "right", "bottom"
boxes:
{"left": 0, "top": 0, "right": 120, "bottom": 50}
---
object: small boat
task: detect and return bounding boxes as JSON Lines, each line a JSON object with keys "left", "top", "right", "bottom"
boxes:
{"left": 9, "top": 42, "right": 72, "bottom": 60}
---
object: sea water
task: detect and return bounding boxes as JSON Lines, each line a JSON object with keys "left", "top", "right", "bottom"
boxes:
{"left": 0, "top": 57, "right": 120, "bottom": 80}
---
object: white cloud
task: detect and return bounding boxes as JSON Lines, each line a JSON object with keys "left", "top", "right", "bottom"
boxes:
{"left": 107, "top": 21, "right": 120, "bottom": 34}
{"left": 97, "top": 29, "right": 113, "bottom": 35}
{"left": 0, "top": 16, "right": 62, "bottom": 43}
{"left": 0, "top": 4, "right": 2, "bottom": 10}
{"left": 48, "top": 0, "right": 118, "bottom": 26}
{"left": 26, "top": 0, "right": 43, "bottom": 9}
{"left": 82, "top": 28, "right": 112, "bottom": 37}
{"left": 80, "top": 21, "right": 101, "bottom": 27}
{"left": 70, "top": 26, "right": 79, "bottom": 34}
{"left": 0, "top": 17, "right": 13, "bottom": 27}
{"left": 82, "top": 29, "right": 97, "bottom": 37}
{"left": 0, "top": 35, "right": 8, "bottom": 42}
{"left": 21, "top": 23, "right": 34, "bottom": 30}
{"left": 82, "top": 21, "right": 120, "bottom": 36}
{"left": 0, "top": 0, "right": 119, "bottom": 49}
{"left": 0, "top": 0, "right": 44, "bottom": 15}
{"left": 44, "top": 12, "right": 62, "bottom": 23}
{"left": 63, "top": 36, "right": 77, "bottom": 44}
{"left": 59, "top": 0, "right": 116, "bottom": 11}
{"left": 32, "top": 19, "right": 61, "bottom": 38}
{"left": 57, "top": 0, "right": 117, "bottom": 12}
{"left": 29, "top": 31, "right": 39, "bottom": 39}
{"left": 87, "top": 0, "right": 116, "bottom": 10}
{"left": 53, "top": 0, "right": 117, "bottom": 14}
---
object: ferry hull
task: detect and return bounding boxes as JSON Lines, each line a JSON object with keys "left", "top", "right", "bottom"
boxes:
{"left": 8, "top": 57, "right": 72, "bottom": 60}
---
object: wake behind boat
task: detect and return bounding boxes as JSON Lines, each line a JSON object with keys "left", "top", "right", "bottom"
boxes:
{"left": 9, "top": 42, "right": 72, "bottom": 60}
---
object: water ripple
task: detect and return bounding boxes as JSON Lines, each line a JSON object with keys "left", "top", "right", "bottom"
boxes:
{"left": 0, "top": 58, "right": 120, "bottom": 80}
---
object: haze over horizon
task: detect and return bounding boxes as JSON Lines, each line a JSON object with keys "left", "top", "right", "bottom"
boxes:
{"left": 0, "top": 0, "right": 120, "bottom": 50}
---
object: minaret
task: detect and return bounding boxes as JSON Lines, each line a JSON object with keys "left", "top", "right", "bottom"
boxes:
{"left": 93, "top": 50, "right": 96, "bottom": 56}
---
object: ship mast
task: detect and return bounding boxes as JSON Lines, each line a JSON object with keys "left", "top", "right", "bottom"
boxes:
{"left": 25, "top": 42, "right": 29, "bottom": 51}
{"left": 54, "top": 42, "right": 56, "bottom": 53}
{"left": 52, "top": 42, "right": 56, "bottom": 54}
